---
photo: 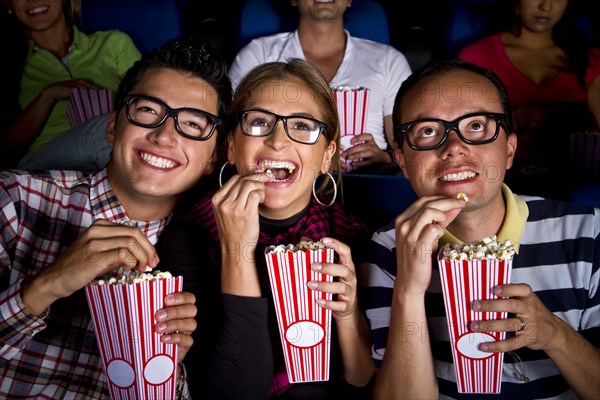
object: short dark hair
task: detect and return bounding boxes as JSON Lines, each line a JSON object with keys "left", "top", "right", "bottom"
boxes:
{"left": 114, "top": 35, "right": 232, "bottom": 120}
{"left": 392, "top": 59, "right": 513, "bottom": 147}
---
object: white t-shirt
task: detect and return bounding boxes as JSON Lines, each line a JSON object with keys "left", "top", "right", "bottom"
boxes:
{"left": 229, "top": 30, "right": 412, "bottom": 149}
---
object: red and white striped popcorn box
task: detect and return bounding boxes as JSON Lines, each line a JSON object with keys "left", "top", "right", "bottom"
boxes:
{"left": 438, "top": 258, "right": 513, "bottom": 394}
{"left": 85, "top": 275, "right": 183, "bottom": 400}
{"left": 332, "top": 86, "right": 370, "bottom": 171}
{"left": 66, "top": 87, "right": 113, "bottom": 127}
{"left": 265, "top": 247, "right": 335, "bottom": 383}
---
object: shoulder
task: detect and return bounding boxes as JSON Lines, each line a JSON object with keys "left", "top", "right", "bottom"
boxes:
{"left": 1, "top": 169, "right": 90, "bottom": 199}
{"left": 521, "top": 196, "right": 600, "bottom": 242}
{"left": 349, "top": 35, "right": 406, "bottom": 59}
{"left": 523, "top": 196, "right": 597, "bottom": 221}
{"left": 245, "top": 31, "right": 295, "bottom": 50}
{"left": 457, "top": 33, "right": 502, "bottom": 59}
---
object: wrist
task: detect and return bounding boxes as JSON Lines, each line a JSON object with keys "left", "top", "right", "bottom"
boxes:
{"left": 21, "top": 275, "right": 55, "bottom": 316}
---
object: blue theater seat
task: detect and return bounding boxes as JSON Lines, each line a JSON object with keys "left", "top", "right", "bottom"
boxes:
{"left": 340, "top": 173, "right": 418, "bottom": 230}
{"left": 570, "top": 183, "right": 600, "bottom": 209}
{"left": 80, "top": 0, "right": 188, "bottom": 54}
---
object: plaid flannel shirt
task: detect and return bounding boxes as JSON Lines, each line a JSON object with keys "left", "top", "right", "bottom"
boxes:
{"left": 0, "top": 169, "right": 177, "bottom": 399}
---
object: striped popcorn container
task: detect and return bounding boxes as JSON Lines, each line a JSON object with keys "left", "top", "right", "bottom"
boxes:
{"left": 85, "top": 276, "right": 183, "bottom": 399}
{"left": 332, "top": 86, "right": 370, "bottom": 172}
{"left": 66, "top": 87, "right": 113, "bottom": 127}
{"left": 438, "top": 258, "right": 513, "bottom": 393}
{"left": 265, "top": 247, "right": 335, "bottom": 383}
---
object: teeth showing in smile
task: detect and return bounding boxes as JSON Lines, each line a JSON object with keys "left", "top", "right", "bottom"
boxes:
{"left": 28, "top": 6, "right": 49, "bottom": 15}
{"left": 441, "top": 171, "right": 476, "bottom": 182}
{"left": 256, "top": 160, "right": 297, "bottom": 182}
{"left": 140, "top": 152, "right": 176, "bottom": 169}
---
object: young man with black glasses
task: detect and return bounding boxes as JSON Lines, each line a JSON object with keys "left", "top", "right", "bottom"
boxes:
{"left": 0, "top": 36, "right": 232, "bottom": 399}
{"left": 359, "top": 60, "right": 600, "bottom": 399}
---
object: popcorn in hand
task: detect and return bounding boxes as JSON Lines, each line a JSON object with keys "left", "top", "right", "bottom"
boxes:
{"left": 91, "top": 270, "right": 173, "bottom": 285}
{"left": 266, "top": 239, "right": 326, "bottom": 253}
{"left": 440, "top": 235, "right": 515, "bottom": 261}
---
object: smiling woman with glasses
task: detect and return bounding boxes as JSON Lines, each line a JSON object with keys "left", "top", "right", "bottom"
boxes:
{"left": 124, "top": 94, "right": 222, "bottom": 140}
{"left": 155, "top": 59, "right": 375, "bottom": 399}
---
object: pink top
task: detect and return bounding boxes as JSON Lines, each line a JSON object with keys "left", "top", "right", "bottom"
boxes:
{"left": 457, "top": 33, "right": 600, "bottom": 106}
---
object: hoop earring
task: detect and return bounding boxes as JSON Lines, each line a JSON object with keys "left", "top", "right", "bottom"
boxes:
{"left": 218, "top": 162, "right": 235, "bottom": 188}
{"left": 312, "top": 172, "right": 337, "bottom": 207}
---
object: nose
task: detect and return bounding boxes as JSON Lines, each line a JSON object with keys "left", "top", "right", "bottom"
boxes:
{"left": 439, "top": 129, "right": 468, "bottom": 159}
{"left": 538, "top": 0, "right": 551, "bottom": 11}
{"left": 149, "top": 116, "right": 178, "bottom": 146}
{"left": 264, "top": 119, "right": 291, "bottom": 149}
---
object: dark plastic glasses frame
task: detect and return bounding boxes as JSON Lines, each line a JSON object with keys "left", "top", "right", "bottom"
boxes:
{"left": 397, "top": 112, "right": 509, "bottom": 151}
{"left": 124, "top": 95, "right": 222, "bottom": 141}
{"left": 238, "top": 109, "right": 328, "bottom": 145}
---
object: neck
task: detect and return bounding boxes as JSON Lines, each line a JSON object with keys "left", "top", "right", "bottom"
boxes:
{"left": 446, "top": 192, "right": 507, "bottom": 243}
{"left": 107, "top": 165, "right": 178, "bottom": 222}
{"left": 507, "top": 27, "right": 555, "bottom": 49}
{"left": 297, "top": 19, "right": 346, "bottom": 48}
{"left": 30, "top": 18, "right": 72, "bottom": 59}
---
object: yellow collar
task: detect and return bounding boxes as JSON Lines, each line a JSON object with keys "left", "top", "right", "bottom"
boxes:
{"left": 440, "top": 184, "right": 528, "bottom": 253}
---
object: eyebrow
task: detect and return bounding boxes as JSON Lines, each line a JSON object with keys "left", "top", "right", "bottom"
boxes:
{"left": 249, "top": 108, "right": 319, "bottom": 119}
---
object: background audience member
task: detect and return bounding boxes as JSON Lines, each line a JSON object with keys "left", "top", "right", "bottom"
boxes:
{"left": 229, "top": 0, "right": 412, "bottom": 174}
{"left": 0, "top": 0, "right": 141, "bottom": 169}
{"left": 457, "top": 0, "right": 600, "bottom": 183}
{"left": 157, "top": 59, "right": 375, "bottom": 399}
{"left": 360, "top": 59, "right": 599, "bottom": 400}
{"left": 0, "top": 36, "right": 232, "bottom": 399}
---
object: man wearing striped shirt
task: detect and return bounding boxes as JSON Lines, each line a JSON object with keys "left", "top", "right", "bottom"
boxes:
{"left": 359, "top": 60, "right": 599, "bottom": 399}
{"left": 0, "top": 37, "right": 232, "bottom": 398}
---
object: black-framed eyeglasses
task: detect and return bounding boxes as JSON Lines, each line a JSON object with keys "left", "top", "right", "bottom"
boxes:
{"left": 238, "top": 109, "right": 327, "bottom": 145}
{"left": 124, "top": 95, "right": 222, "bottom": 141}
{"left": 397, "top": 112, "right": 509, "bottom": 151}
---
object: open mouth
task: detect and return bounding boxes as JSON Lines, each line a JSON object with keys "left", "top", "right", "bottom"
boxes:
{"left": 255, "top": 160, "right": 297, "bottom": 182}
{"left": 439, "top": 171, "right": 477, "bottom": 182}
{"left": 139, "top": 152, "right": 177, "bottom": 169}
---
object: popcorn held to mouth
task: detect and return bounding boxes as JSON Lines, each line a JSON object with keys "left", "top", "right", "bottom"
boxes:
{"left": 440, "top": 235, "right": 515, "bottom": 261}
{"left": 255, "top": 160, "right": 297, "bottom": 182}
{"left": 456, "top": 192, "right": 469, "bottom": 202}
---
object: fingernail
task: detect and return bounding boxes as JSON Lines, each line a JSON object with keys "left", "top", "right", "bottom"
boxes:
{"left": 471, "top": 322, "right": 479, "bottom": 331}
{"left": 311, "top": 263, "right": 322, "bottom": 271}
{"left": 316, "top": 299, "right": 326, "bottom": 306}
{"left": 164, "top": 294, "right": 175, "bottom": 304}
{"left": 156, "top": 322, "right": 167, "bottom": 332}
{"left": 479, "top": 343, "right": 489, "bottom": 351}
{"left": 162, "top": 334, "right": 172, "bottom": 342}
{"left": 472, "top": 301, "right": 481, "bottom": 311}
{"left": 307, "top": 281, "right": 318, "bottom": 289}
{"left": 493, "top": 286, "right": 502, "bottom": 295}
{"left": 156, "top": 310, "right": 167, "bottom": 321}
{"left": 321, "top": 237, "right": 332, "bottom": 245}
{"left": 152, "top": 256, "right": 160, "bottom": 267}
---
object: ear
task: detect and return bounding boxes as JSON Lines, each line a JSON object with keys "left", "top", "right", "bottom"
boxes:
{"left": 505, "top": 132, "right": 517, "bottom": 170}
{"left": 321, "top": 140, "right": 336, "bottom": 173}
{"left": 396, "top": 147, "right": 410, "bottom": 180}
{"left": 105, "top": 111, "right": 118, "bottom": 146}
{"left": 290, "top": 0, "right": 298, "bottom": 6}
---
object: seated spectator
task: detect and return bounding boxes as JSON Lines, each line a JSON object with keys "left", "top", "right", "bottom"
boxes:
{"left": 0, "top": 0, "right": 141, "bottom": 169}
{"left": 157, "top": 59, "right": 375, "bottom": 399}
{"left": 360, "top": 59, "right": 599, "bottom": 399}
{"left": 457, "top": 0, "right": 600, "bottom": 167}
{"left": 229, "top": 0, "right": 412, "bottom": 174}
{"left": 0, "top": 36, "right": 233, "bottom": 399}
